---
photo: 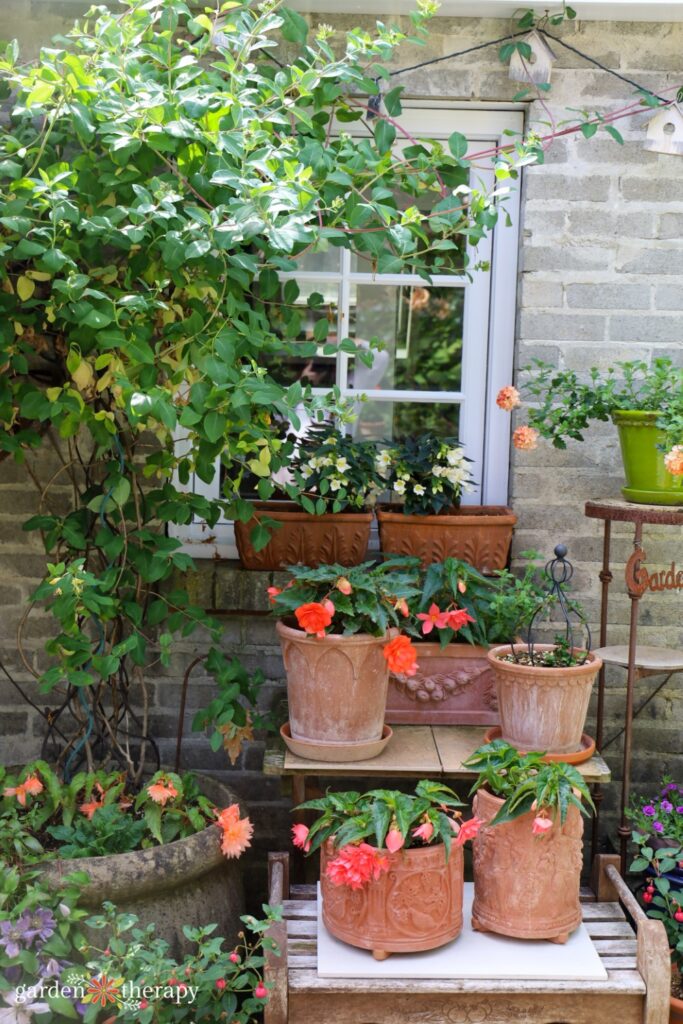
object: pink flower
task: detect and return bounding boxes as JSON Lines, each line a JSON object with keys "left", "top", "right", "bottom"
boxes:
{"left": 512, "top": 425, "right": 539, "bottom": 451}
{"left": 267, "top": 586, "right": 282, "bottom": 605}
{"left": 453, "top": 816, "right": 483, "bottom": 846}
{"left": 444, "top": 608, "right": 475, "bottom": 632}
{"left": 326, "top": 843, "right": 390, "bottom": 890}
{"left": 532, "top": 814, "right": 554, "bottom": 836}
{"left": 664, "top": 445, "right": 683, "bottom": 476}
{"left": 496, "top": 385, "right": 521, "bottom": 412}
{"left": 417, "top": 603, "right": 449, "bottom": 635}
{"left": 457, "top": 580, "right": 467, "bottom": 594}
{"left": 254, "top": 983, "right": 268, "bottom": 1000}
{"left": 291, "top": 823, "right": 311, "bottom": 852}
{"left": 412, "top": 820, "right": 434, "bottom": 842}
{"left": 229, "top": 952, "right": 240, "bottom": 964}
{"left": 336, "top": 577, "right": 353, "bottom": 595}
{"left": 385, "top": 828, "right": 405, "bottom": 853}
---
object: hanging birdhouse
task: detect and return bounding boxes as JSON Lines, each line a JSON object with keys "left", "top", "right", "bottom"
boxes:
{"left": 508, "top": 30, "right": 557, "bottom": 86}
{"left": 644, "top": 104, "right": 683, "bottom": 156}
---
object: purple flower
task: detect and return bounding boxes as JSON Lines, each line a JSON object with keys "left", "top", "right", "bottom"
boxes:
{"left": 662, "top": 782, "right": 680, "bottom": 795}
{"left": 0, "top": 919, "right": 29, "bottom": 959}
{"left": 652, "top": 821, "right": 664, "bottom": 832}
{"left": 643, "top": 805, "right": 656, "bottom": 817}
{"left": 661, "top": 800, "right": 674, "bottom": 813}
{"left": 39, "top": 957, "right": 64, "bottom": 979}
{"left": 677, "top": 806, "right": 683, "bottom": 814}
{"left": 23, "top": 908, "right": 56, "bottom": 944}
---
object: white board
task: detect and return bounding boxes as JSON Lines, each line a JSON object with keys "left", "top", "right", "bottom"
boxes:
{"left": 317, "top": 883, "right": 608, "bottom": 981}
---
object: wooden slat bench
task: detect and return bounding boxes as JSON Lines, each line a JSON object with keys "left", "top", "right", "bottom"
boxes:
{"left": 264, "top": 853, "right": 671, "bottom": 1024}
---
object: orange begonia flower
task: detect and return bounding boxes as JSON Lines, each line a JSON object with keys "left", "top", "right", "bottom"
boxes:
{"left": 294, "top": 601, "right": 334, "bottom": 638}
{"left": 383, "top": 635, "right": 418, "bottom": 676}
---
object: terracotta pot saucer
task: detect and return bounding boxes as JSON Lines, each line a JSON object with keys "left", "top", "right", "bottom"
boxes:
{"left": 483, "top": 725, "right": 596, "bottom": 765}
{"left": 281, "top": 722, "right": 393, "bottom": 763}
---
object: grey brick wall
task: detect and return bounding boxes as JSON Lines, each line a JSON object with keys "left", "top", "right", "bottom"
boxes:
{"left": 0, "top": 6, "right": 681, "bottom": 865}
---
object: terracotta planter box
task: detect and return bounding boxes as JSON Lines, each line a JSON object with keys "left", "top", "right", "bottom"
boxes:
{"left": 386, "top": 642, "right": 499, "bottom": 725}
{"left": 671, "top": 994, "right": 683, "bottom": 1024}
{"left": 377, "top": 505, "right": 516, "bottom": 570}
{"left": 235, "top": 501, "right": 372, "bottom": 570}
{"left": 277, "top": 621, "right": 392, "bottom": 761}
{"left": 487, "top": 644, "right": 602, "bottom": 756}
{"left": 321, "top": 839, "right": 463, "bottom": 958}
{"left": 472, "top": 787, "right": 583, "bottom": 943}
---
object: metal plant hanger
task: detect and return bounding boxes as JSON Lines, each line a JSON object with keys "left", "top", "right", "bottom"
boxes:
{"left": 519, "top": 544, "right": 592, "bottom": 666}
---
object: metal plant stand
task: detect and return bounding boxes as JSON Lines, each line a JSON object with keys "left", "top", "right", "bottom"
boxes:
{"left": 585, "top": 499, "right": 683, "bottom": 873}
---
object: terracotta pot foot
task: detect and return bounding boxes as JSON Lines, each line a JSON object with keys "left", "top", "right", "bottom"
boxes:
{"left": 372, "top": 949, "right": 390, "bottom": 961}
{"left": 471, "top": 916, "right": 488, "bottom": 934}
{"left": 549, "top": 932, "right": 570, "bottom": 945}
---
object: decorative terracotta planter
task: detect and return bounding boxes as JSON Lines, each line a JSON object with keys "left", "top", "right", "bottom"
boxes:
{"left": 277, "top": 621, "right": 393, "bottom": 761}
{"left": 487, "top": 644, "right": 602, "bottom": 755}
{"left": 377, "top": 505, "right": 516, "bottom": 570}
{"left": 613, "top": 410, "right": 683, "bottom": 506}
{"left": 320, "top": 839, "right": 464, "bottom": 958}
{"left": 387, "top": 643, "right": 499, "bottom": 724}
{"left": 235, "top": 501, "right": 372, "bottom": 569}
{"left": 471, "top": 788, "right": 583, "bottom": 943}
{"left": 41, "top": 774, "right": 244, "bottom": 958}
{"left": 671, "top": 994, "right": 683, "bottom": 1024}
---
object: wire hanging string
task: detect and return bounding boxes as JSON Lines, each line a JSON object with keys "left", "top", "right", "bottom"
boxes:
{"left": 386, "top": 30, "right": 530, "bottom": 78}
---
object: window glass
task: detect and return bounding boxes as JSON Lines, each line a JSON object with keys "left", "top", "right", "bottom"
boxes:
{"left": 349, "top": 400, "right": 460, "bottom": 442}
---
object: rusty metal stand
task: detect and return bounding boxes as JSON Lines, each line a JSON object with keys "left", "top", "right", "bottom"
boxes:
{"left": 585, "top": 499, "right": 683, "bottom": 874}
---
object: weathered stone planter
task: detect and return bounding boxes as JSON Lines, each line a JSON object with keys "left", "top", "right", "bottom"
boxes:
{"left": 41, "top": 775, "right": 244, "bottom": 957}
{"left": 235, "top": 501, "right": 372, "bottom": 569}
{"left": 377, "top": 505, "right": 516, "bottom": 571}
{"left": 277, "top": 621, "right": 393, "bottom": 761}
{"left": 487, "top": 644, "right": 601, "bottom": 756}
{"left": 321, "top": 839, "right": 463, "bottom": 958}
{"left": 387, "top": 642, "right": 499, "bottom": 724}
{"left": 471, "top": 788, "right": 583, "bottom": 943}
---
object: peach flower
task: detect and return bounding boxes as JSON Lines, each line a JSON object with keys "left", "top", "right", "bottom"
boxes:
{"left": 295, "top": 601, "right": 335, "bottom": 637}
{"left": 512, "top": 425, "right": 539, "bottom": 451}
{"left": 532, "top": 814, "right": 554, "bottom": 836}
{"left": 453, "top": 816, "right": 483, "bottom": 846}
{"left": 291, "top": 823, "right": 311, "bottom": 852}
{"left": 496, "top": 385, "right": 521, "bottom": 411}
{"left": 147, "top": 780, "right": 179, "bottom": 805}
{"left": 4, "top": 773, "right": 44, "bottom": 807}
{"left": 217, "top": 803, "right": 253, "bottom": 858}
{"left": 412, "top": 820, "right": 434, "bottom": 842}
{"left": 385, "top": 828, "right": 405, "bottom": 853}
{"left": 383, "top": 635, "right": 418, "bottom": 676}
{"left": 664, "top": 445, "right": 683, "bottom": 476}
{"left": 335, "top": 577, "right": 352, "bottom": 595}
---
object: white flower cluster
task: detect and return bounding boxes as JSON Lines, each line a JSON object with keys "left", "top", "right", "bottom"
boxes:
{"left": 431, "top": 446, "right": 472, "bottom": 493}
{"left": 300, "top": 455, "right": 351, "bottom": 493}
{"left": 375, "top": 444, "right": 472, "bottom": 497}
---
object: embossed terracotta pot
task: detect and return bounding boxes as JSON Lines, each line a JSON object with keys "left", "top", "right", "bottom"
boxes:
{"left": 277, "top": 622, "right": 393, "bottom": 759}
{"left": 321, "top": 839, "right": 464, "bottom": 957}
{"left": 235, "top": 501, "right": 372, "bottom": 569}
{"left": 377, "top": 505, "right": 516, "bottom": 571}
{"left": 487, "top": 644, "right": 602, "bottom": 755}
{"left": 471, "top": 787, "right": 583, "bottom": 943}
{"left": 386, "top": 642, "right": 499, "bottom": 724}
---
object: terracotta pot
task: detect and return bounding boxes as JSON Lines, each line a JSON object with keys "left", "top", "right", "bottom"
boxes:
{"left": 235, "top": 501, "right": 372, "bottom": 569}
{"left": 321, "top": 839, "right": 463, "bottom": 958}
{"left": 471, "top": 787, "right": 583, "bottom": 943}
{"left": 277, "top": 622, "right": 393, "bottom": 759}
{"left": 377, "top": 505, "right": 516, "bottom": 570}
{"left": 487, "top": 644, "right": 602, "bottom": 755}
{"left": 387, "top": 643, "right": 499, "bottom": 724}
{"left": 40, "top": 774, "right": 244, "bottom": 958}
{"left": 671, "top": 994, "right": 683, "bottom": 1024}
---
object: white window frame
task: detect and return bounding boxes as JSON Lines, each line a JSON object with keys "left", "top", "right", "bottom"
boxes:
{"left": 171, "top": 101, "right": 524, "bottom": 558}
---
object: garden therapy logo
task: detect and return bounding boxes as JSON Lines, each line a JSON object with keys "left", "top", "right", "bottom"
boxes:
{"left": 13, "top": 968, "right": 200, "bottom": 1011}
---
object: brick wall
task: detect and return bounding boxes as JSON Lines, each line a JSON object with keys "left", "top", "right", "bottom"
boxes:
{"left": 1, "top": 6, "right": 682, "bottom": 864}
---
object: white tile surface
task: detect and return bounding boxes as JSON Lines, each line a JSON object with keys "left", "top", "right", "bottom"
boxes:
{"left": 317, "top": 883, "right": 608, "bottom": 980}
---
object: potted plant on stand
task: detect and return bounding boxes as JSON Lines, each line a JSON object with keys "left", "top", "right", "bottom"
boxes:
{"left": 387, "top": 553, "right": 550, "bottom": 725}
{"left": 498, "top": 358, "right": 683, "bottom": 505}
{"left": 630, "top": 803, "right": 683, "bottom": 1023}
{"left": 465, "top": 740, "right": 594, "bottom": 944}
{"left": 235, "top": 423, "right": 383, "bottom": 570}
{"left": 291, "top": 781, "right": 482, "bottom": 959}
{"left": 269, "top": 559, "right": 421, "bottom": 761}
{"left": 375, "top": 434, "right": 516, "bottom": 569}
{"left": 485, "top": 545, "right": 602, "bottom": 762}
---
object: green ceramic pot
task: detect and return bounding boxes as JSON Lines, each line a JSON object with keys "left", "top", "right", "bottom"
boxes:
{"left": 612, "top": 410, "right": 683, "bottom": 506}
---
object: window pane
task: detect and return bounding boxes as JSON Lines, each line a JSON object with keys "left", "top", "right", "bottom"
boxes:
{"left": 347, "top": 284, "right": 464, "bottom": 393}
{"left": 349, "top": 400, "right": 460, "bottom": 441}
{"left": 265, "top": 281, "right": 339, "bottom": 388}
{"left": 295, "top": 247, "right": 342, "bottom": 274}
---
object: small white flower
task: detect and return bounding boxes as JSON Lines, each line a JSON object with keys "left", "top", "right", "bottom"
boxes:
{"left": 399, "top": 473, "right": 410, "bottom": 482}
{"left": 413, "top": 484, "right": 426, "bottom": 496}
{"left": 329, "top": 479, "right": 343, "bottom": 491}
{"left": 432, "top": 465, "right": 444, "bottom": 477}
{"left": 394, "top": 480, "right": 406, "bottom": 495}
{"left": 335, "top": 457, "right": 350, "bottom": 472}
{"left": 446, "top": 447, "right": 465, "bottom": 466}
{"left": 376, "top": 449, "right": 392, "bottom": 471}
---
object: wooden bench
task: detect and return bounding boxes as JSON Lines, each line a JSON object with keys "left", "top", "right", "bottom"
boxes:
{"left": 264, "top": 853, "right": 671, "bottom": 1024}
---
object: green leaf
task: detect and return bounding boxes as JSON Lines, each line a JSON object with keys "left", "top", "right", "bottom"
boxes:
{"left": 280, "top": 7, "right": 309, "bottom": 45}
{"left": 204, "top": 411, "right": 227, "bottom": 443}
{"left": 580, "top": 122, "right": 598, "bottom": 139}
{"left": 448, "top": 132, "right": 468, "bottom": 160}
{"left": 375, "top": 119, "right": 396, "bottom": 154}
{"left": 604, "top": 124, "right": 624, "bottom": 144}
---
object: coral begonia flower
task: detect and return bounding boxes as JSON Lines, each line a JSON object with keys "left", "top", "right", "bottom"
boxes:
{"left": 80, "top": 799, "right": 104, "bottom": 820}
{"left": 266, "top": 586, "right": 282, "bottom": 605}
{"left": 326, "top": 843, "right": 390, "bottom": 889}
{"left": 412, "top": 820, "right": 434, "bottom": 842}
{"left": 216, "top": 804, "right": 241, "bottom": 829}
{"left": 385, "top": 828, "right": 405, "bottom": 853}
{"left": 4, "top": 774, "right": 44, "bottom": 807}
{"left": 416, "top": 603, "right": 449, "bottom": 635}
{"left": 664, "top": 445, "right": 683, "bottom": 476}
{"left": 453, "top": 817, "right": 483, "bottom": 845}
{"left": 295, "top": 601, "right": 334, "bottom": 638}
{"left": 532, "top": 815, "right": 553, "bottom": 836}
{"left": 147, "top": 781, "right": 179, "bottom": 806}
{"left": 496, "top": 385, "right": 521, "bottom": 411}
{"left": 336, "top": 577, "right": 352, "bottom": 595}
{"left": 445, "top": 608, "right": 475, "bottom": 632}
{"left": 383, "top": 635, "right": 418, "bottom": 676}
{"left": 512, "top": 425, "right": 539, "bottom": 451}
{"left": 220, "top": 814, "right": 254, "bottom": 859}
{"left": 291, "top": 823, "right": 311, "bottom": 852}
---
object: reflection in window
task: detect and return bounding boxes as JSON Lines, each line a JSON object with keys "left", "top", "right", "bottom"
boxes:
{"left": 350, "top": 400, "right": 460, "bottom": 441}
